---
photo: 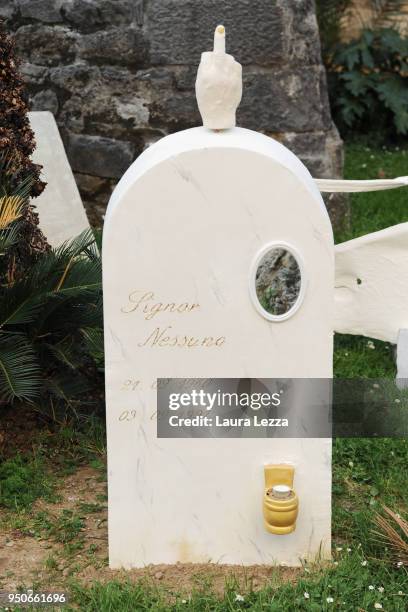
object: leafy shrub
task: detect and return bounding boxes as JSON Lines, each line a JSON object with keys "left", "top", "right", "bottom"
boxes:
{"left": 0, "top": 22, "right": 49, "bottom": 279}
{"left": 0, "top": 166, "right": 103, "bottom": 415}
{"left": 0, "top": 230, "right": 103, "bottom": 411}
{"left": 327, "top": 28, "right": 408, "bottom": 139}
{"left": 0, "top": 26, "right": 102, "bottom": 420}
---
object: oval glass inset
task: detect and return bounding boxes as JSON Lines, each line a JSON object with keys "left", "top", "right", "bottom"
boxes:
{"left": 250, "top": 244, "right": 305, "bottom": 321}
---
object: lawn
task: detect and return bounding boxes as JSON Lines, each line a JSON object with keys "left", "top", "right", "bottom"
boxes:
{"left": 0, "top": 143, "right": 407, "bottom": 611}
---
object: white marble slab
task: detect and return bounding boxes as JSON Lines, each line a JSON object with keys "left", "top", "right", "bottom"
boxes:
{"left": 334, "top": 223, "right": 408, "bottom": 343}
{"left": 29, "top": 111, "right": 90, "bottom": 247}
{"left": 103, "top": 126, "right": 334, "bottom": 568}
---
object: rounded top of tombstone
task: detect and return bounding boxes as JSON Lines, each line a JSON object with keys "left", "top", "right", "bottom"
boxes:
{"left": 195, "top": 26, "right": 243, "bottom": 131}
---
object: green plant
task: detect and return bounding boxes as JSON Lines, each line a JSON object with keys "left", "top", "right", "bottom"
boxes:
{"left": 0, "top": 228, "right": 103, "bottom": 411}
{"left": 316, "top": 0, "right": 353, "bottom": 59}
{"left": 0, "top": 22, "right": 49, "bottom": 278}
{"left": 44, "top": 554, "right": 59, "bottom": 571}
{"left": 0, "top": 454, "right": 55, "bottom": 510}
{"left": 0, "top": 159, "right": 102, "bottom": 410}
{"left": 34, "top": 508, "right": 85, "bottom": 550}
{"left": 327, "top": 28, "right": 408, "bottom": 139}
{"left": 77, "top": 501, "right": 105, "bottom": 514}
{"left": 0, "top": 158, "right": 36, "bottom": 280}
{"left": 316, "top": 0, "right": 407, "bottom": 59}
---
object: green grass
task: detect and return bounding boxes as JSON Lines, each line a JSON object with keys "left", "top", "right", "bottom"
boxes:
{"left": 334, "top": 335, "right": 395, "bottom": 378}
{"left": 0, "top": 454, "right": 56, "bottom": 510}
{"left": 46, "top": 416, "right": 106, "bottom": 475}
{"left": 33, "top": 509, "right": 85, "bottom": 546}
{"left": 332, "top": 438, "right": 407, "bottom": 544}
{"left": 68, "top": 568, "right": 407, "bottom": 611}
{"left": 327, "top": 144, "right": 408, "bottom": 612}
{"left": 336, "top": 143, "right": 408, "bottom": 243}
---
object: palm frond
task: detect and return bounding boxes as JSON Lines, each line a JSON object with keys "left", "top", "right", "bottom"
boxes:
{"left": 33, "top": 300, "right": 102, "bottom": 340}
{"left": 0, "top": 279, "right": 48, "bottom": 327}
{"left": 0, "top": 195, "right": 25, "bottom": 229}
{"left": 74, "top": 296, "right": 103, "bottom": 328}
{"left": 45, "top": 336, "right": 82, "bottom": 370}
{"left": 45, "top": 373, "right": 92, "bottom": 404}
{"left": 0, "top": 230, "right": 101, "bottom": 328}
{"left": 0, "top": 222, "right": 22, "bottom": 254}
{"left": 55, "top": 257, "right": 102, "bottom": 295}
{"left": 0, "top": 225, "right": 103, "bottom": 412}
{"left": 0, "top": 333, "right": 41, "bottom": 402}
{"left": 80, "top": 327, "right": 104, "bottom": 366}
{"left": 53, "top": 229, "right": 98, "bottom": 261}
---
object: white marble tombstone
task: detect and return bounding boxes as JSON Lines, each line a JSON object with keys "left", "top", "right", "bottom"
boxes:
{"left": 103, "top": 126, "right": 334, "bottom": 568}
{"left": 28, "top": 111, "right": 90, "bottom": 247}
{"left": 103, "top": 26, "right": 333, "bottom": 568}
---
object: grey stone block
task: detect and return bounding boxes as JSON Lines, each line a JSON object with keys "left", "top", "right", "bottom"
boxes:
{"left": 20, "top": 62, "right": 49, "bottom": 85}
{"left": 31, "top": 89, "right": 59, "bottom": 114}
{"left": 78, "top": 27, "right": 148, "bottom": 67}
{"left": 56, "top": 67, "right": 150, "bottom": 137}
{"left": 281, "top": 0, "right": 322, "bottom": 65}
{"left": 149, "top": 86, "right": 200, "bottom": 132}
{"left": 115, "top": 96, "right": 149, "bottom": 125}
{"left": 0, "top": 0, "right": 17, "bottom": 20}
{"left": 67, "top": 133, "right": 134, "bottom": 178}
{"left": 19, "top": 0, "right": 63, "bottom": 23}
{"left": 49, "top": 64, "right": 99, "bottom": 92}
{"left": 98, "top": 66, "right": 147, "bottom": 93}
{"left": 75, "top": 172, "right": 108, "bottom": 198}
{"left": 147, "top": 0, "right": 286, "bottom": 66}
{"left": 280, "top": 129, "right": 343, "bottom": 176}
{"left": 61, "top": 0, "right": 135, "bottom": 30}
{"left": 15, "top": 25, "right": 77, "bottom": 66}
{"left": 239, "top": 67, "right": 332, "bottom": 132}
{"left": 279, "top": 127, "right": 348, "bottom": 228}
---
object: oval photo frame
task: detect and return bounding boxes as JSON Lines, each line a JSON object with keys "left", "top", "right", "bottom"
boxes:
{"left": 249, "top": 242, "right": 306, "bottom": 322}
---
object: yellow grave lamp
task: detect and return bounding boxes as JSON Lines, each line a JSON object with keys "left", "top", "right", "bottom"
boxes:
{"left": 263, "top": 464, "right": 299, "bottom": 535}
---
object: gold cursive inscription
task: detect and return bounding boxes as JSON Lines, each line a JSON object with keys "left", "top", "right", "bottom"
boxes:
{"left": 138, "top": 326, "right": 226, "bottom": 348}
{"left": 121, "top": 291, "right": 200, "bottom": 320}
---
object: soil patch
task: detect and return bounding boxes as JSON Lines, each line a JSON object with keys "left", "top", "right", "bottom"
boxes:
{"left": 0, "top": 405, "right": 49, "bottom": 459}
{"left": 1, "top": 465, "right": 301, "bottom": 596}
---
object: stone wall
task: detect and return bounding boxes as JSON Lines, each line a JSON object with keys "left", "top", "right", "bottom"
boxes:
{"left": 1, "top": 0, "right": 345, "bottom": 226}
{"left": 341, "top": 0, "right": 408, "bottom": 42}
